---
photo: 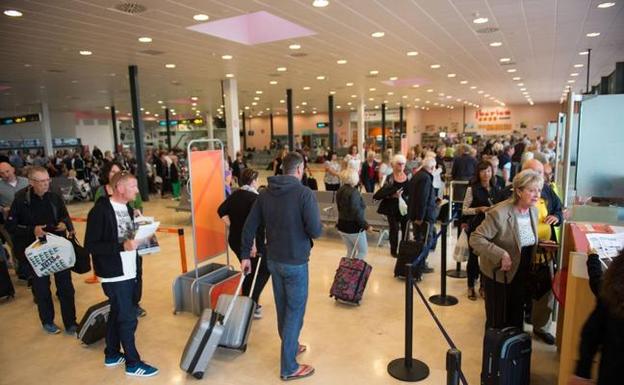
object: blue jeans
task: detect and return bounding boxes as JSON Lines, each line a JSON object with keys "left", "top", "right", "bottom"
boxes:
{"left": 266, "top": 260, "right": 308, "bottom": 377}
{"left": 338, "top": 231, "right": 367, "bottom": 260}
{"left": 102, "top": 279, "right": 141, "bottom": 367}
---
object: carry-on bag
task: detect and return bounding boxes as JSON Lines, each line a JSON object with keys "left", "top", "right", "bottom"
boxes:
{"left": 70, "top": 235, "right": 91, "bottom": 274}
{"left": 395, "top": 222, "right": 430, "bottom": 278}
{"left": 25, "top": 233, "right": 75, "bottom": 277}
{"left": 481, "top": 270, "right": 531, "bottom": 385}
{"left": 329, "top": 232, "right": 372, "bottom": 304}
{"left": 0, "top": 249, "right": 15, "bottom": 299}
{"left": 180, "top": 275, "right": 246, "bottom": 379}
{"left": 216, "top": 257, "right": 263, "bottom": 351}
{"left": 76, "top": 300, "right": 110, "bottom": 345}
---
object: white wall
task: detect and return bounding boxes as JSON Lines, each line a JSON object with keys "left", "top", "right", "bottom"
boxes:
{"left": 75, "top": 119, "right": 115, "bottom": 152}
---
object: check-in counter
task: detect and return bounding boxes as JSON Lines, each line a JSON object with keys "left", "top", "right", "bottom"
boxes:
{"left": 557, "top": 222, "right": 624, "bottom": 385}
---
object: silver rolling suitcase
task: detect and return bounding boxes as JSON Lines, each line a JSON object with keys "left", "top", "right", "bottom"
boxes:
{"left": 180, "top": 273, "right": 245, "bottom": 379}
{"left": 216, "top": 257, "right": 262, "bottom": 351}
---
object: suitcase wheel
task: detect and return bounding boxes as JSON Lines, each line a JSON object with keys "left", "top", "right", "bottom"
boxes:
{"left": 240, "top": 344, "right": 247, "bottom": 352}
{"left": 192, "top": 372, "right": 204, "bottom": 380}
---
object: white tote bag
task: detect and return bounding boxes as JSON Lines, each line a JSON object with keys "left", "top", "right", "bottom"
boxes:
{"left": 453, "top": 230, "right": 470, "bottom": 263}
{"left": 25, "top": 233, "right": 76, "bottom": 277}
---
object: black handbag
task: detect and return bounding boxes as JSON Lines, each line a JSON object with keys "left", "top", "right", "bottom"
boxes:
{"left": 528, "top": 253, "right": 551, "bottom": 300}
{"left": 395, "top": 222, "right": 430, "bottom": 278}
{"left": 70, "top": 235, "right": 92, "bottom": 274}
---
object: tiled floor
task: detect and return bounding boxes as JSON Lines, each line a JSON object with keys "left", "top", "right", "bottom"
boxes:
{"left": 0, "top": 174, "right": 559, "bottom": 385}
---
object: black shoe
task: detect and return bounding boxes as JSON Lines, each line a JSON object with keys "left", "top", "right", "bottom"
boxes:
{"left": 421, "top": 265, "right": 434, "bottom": 274}
{"left": 533, "top": 330, "right": 555, "bottom": 345}
{"left": 390, "top": 253, "right": 398, "bottom": 259}
{"left": 136, "top": 306, "right": 147, "bottom": 318}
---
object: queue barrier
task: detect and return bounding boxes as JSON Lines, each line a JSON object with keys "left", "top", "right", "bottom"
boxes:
{"left": 69, "top": 217, "right": 189, "bottom": 284}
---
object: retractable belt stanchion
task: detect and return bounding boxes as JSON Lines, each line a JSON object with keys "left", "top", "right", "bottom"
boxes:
{"left": 446, "top": 348, "right": 462, "bottom": 385}
{"left": 429, "top": 219, "right": 458, "bottom": 306}
{"left": 387, "top": 263, "right": 430, "bottom": 382}
{"left": 446, "top": 181, "right": 467, "bottom": 279}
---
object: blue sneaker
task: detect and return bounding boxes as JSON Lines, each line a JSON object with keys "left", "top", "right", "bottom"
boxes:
{"left": 42, "top": 323, "right": 61, "bottom": 335}
{"left": 104, "top": 355, "right": 126, "bottom": 367}
{"left": 125, "top": 362, "right": 159, "bottom": 377}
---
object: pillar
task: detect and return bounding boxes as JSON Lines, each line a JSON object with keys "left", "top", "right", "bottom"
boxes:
{"left": 165, "top": 107, "right": 172, "bottom": 151}
{"left": 110, "top": 105, "right": 119, "bottom": 151}
{"left": 223, "top": 78, "right": 240, "bottom": 159}
{"left": 287, "top": 89, "right": 294, "bottom": 150}
{"left": 357, "top": 98, "right": 365, "bottom": 160}
{"left": 128, "top": 65, "right": 149, "bottom": 201}
{"left": 381, "top": 103, "right": 386, "bottom": 152}
{"left": 328, "top": 94, "right": 335, "bottom": 151}
{"left": 40, "top": 102, "right": 53, "bottom": 157}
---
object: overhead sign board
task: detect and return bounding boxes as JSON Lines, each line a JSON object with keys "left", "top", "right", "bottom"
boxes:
{"left": 1, "top": 114, "right": 40, "bottom": 125}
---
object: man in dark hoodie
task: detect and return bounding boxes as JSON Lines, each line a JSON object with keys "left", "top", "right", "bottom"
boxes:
{"left": 241, "top": 151, "right": 322, "bottom": 381}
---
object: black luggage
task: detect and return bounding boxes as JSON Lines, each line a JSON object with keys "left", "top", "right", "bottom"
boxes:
{"left": 0, "top": 252, "right": 15, "bottom": 299}
{"left": 307, "top": 177, "right": 318, "bottom": 191}
{"left": 77, "top": 300, "right": 110, "bottom": 345}
{"left": 394, "top": 222, "right": 430, "bottom": 278}
{"left": 481, "top": 270, "right": 532, "bottom": 385}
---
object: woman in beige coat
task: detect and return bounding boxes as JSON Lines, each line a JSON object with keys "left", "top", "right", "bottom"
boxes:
{"left": 470, "top": 170, "right": 543, "bottom": 329}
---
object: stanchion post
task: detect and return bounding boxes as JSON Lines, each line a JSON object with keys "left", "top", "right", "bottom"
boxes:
{"left": 446, "top": 183, "right": 467, "bottom": 279}
{"left": 387, "top": 263, "right": 430, "bottom": 382}
{"left": 429, "top": 222, "right": 459, "bottom": 306}
{"left": 178, "top": 228, "right": 187, "bottom": 273}
{"left": 446, "top": 348, "right": 462, "bottom": 385}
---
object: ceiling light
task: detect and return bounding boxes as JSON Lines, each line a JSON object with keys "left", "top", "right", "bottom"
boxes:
{"left": 507, "top": 68, "right": 517, "bottom": 73}
{"left": 597, "top": 2, "right": 616, "bottom": 8}
{"left": 369, "top": 87, "right": 376, "bottom": 91}
{"left": 473, "top": 16, "right": 489, "bottom": 24}
{"left": 146, "top": 111, "right": 151, "bottom": 115}
{"left": 371, "top": 31, "right": 385, "bottom": 38}
{"left": 337, "top": 59, "right": 347, "bottom": 64}
{"left": 520, "top": 88, "right": 527, "bottom": 91}
{"left": 157, "top": 100, "right": 163, "bottom": 104}
{"left": 568, "top": 80, "right": 576, "bottom": 83}
{"left": 3, "top": 9, "right": 22, "bottom": 17}
{"left": 427, "top": 89, "right": 434, "bottom": 92}
{"left": 389, "top": 76, "right": 398, "bottom": 81}
{"left": 387, "top": 92, "right": 394, "bottom": 95}
{"left": 316, "top": 75, "right": 326, "bottom": 80}
{"left": 586, "top": 32, "right": 601, "bottom": 37}
{"left": 489, "top": 42, "right": 502, "bottom": 47}
{"left": 269, "top": 80, "right": 278, "bottom": 85}
{"left": 225, "top": 73, "right": 234, "bottom": 78}
{"left": 138, "top": 37, "right": 152, "bottom": 43}
{"left": 517, "top": 83, "right": 524, "bottom": 86}
{"left": 346, "top": 82, "right": 354, "bottom": 86}
{"left": 574, "top": 64, "right": 584, "bottom": 68}
{"left": 477, "top": 90, "right": 484, "bottom": 94}
{"left": 484, "top": 94, "right": 490, "bottom": 97}
{"left": 289, "top": 44, "right": 301, "bottom": 50}
{"left": 255, "top": 90, "right": 263, "bottom": 94}
{"left": 460, "top": 80, "right": 468, "bottom": 84}
{"left": 252, "top": 102, "right": 257, "bottom": 106}
{"left": 351, "top": 94, "right": 357, "bottom": 98}
{"left": 193, "top": 14, "right": 209, "bottom": 21}
{"left": 165, "top": 63, "right": 176, "bottom": 69}
{"left": 191, "top": 96, "right": 198, "bottom": 101}
{"left": 277, "top": 67, "right": 287, "bottom": 72}
{"left": 499, "top": 58, "right": 511, "bottom": 63}
{"left": 301, "top": 102, "right": 308, "bottom": 105}
{"left": 512, "top": 77, "right": 521, "bottom": 81}
{"left": 470, "top": 86, "right": 477, "bottom": 89}
{"left": 430, "top": 64, "right": 441, "bottom": 69}
{"left": 369, "top": 70, "right": 379, "bottom": 75}
{"left": 303, "top": 86, "right": 311, "bottom": 90}
{"left": 368, "top": 97, "right": 374, "bottom": 101}
{"left": 447, "top": 73, "right": 456, "bottom": 78}
{"left": 570, "top": 73, "right": 579, "bottom": 77}
{"left": 79, "top": 50, "right": 92, "bottom": 56}
{"left": 312, "top": 0, "right": 330, "bottom": 8}
{"left": 280, "top": 99, "right": 285, "bottom": 103}
{"left": 438, "top": 92, "right": 445, "bottom": 96}
{"left": 104, "top": 106, "right": 110, "bottom": 110}
{"left": 406, "top": 51, "right": 419, "bottom": 56}
{"left": 336, "top": 105, "right": 341, "bottom": 109}
{"left": 411, "top": 84, "right": 420, "bottom": 88}
{"left": 244, "top": 106, "right": 250, "bottom": 110}
{"left": 221, "top": 54, "right": 233, "bottom": 60}
{"left": 579, "top": 51, "right": 589, "bottom": 55}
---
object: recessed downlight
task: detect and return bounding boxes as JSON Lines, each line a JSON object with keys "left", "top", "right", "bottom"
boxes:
{"left": 269, "top": 80, "right": 278, "bottom": 85}
{"left": 570, "top": 73, "right": 579, "bottom": 77}
{"left": 369, "top": 70, "right": 379, "bottom": 75}
{"left": 389, "top": 76, "right": 398, "bottom": 81}
{"left": 507, "top": 68, "right": 517, "bottom": 73}
{"left": 193, "top": 14, "right": 209, "bottom": 21}
{"left": 586, "top": 32, "right": 601, "bottom": 37}
{"left": 303, "top": 86, "right": 311, "bottom": 90}
{"left": 499, "top": 57, "right": 511, "bottom": 62}
{"left": 597, "top": 2, "right": 616, "bottom": 8}
{"left": 460, "top": 80, "right": 468, "bottom": 84}
{"left": 574, "top": 63, "right": 584, "bottom": 68}
{"left": 3, "top": 9, "right": 22, "bottom": 17}
{"left": 371, "top": 31, "right": 385, "bottom": 38}
{"left": 225, "top": 73, "right": 234, "bottom": 78}
{"left": 568, "top": 79, "right": 576, "bottom": 83}
{"left": 489, "top": 41, "right": 502, "bottom": 47}
{"left": 369, "top": 87, "right": 376, "bottom": 91}
{"left": 346, "top": 82, "right": 354, "bottom": 86}
{"left": 579, "top": 51, "right": 589, "bottom": 55}
{"left": 221, "top": 54, "right": 233, "bottom": 60}
{"left": 165, "top": 63, "right": 176, "bottom": 68}
{"left": 512, "top": 77, "right": 521, "bottom": 81}
{"left": 406, "top": 51, "right": 419, "bottom": 56}
{"left": 277, "top": 67, "right": 287, "bottom": 72}
{"left": 447, "top": 73, "right": 456, "bottom": 78}
{"left": 316, "top": 75, "right": 326, "bottom": 80}
{"left": 430, "top": 64, "right": 441, "bottom": 69}
{"left": 138, "top": 37, "right": 152, "bottom": 43}
{"left": 312, "top": 0, "right": 330, "bottom": 8}
{"left": 337, "top": 59, "right": 347, "bottom": 64}
{"left": 79, "top": 50, "right": 92, "bottom": 56}
{"left": 473, "top": 16, "right": 489, "bottom": 24}
{"left": 289, "top": 44, "right": 301, "bottom": 50}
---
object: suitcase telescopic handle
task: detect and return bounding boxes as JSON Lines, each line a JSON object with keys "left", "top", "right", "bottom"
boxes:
{"left": 221, "top": 269, "right": 249, "bottom": 326}
{"left": 248, "top": 257, "right": 262, "bottom": 299}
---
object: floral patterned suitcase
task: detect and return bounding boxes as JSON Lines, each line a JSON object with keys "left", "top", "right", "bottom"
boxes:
{"left": 329, "top": 233, "right": 372, "bottom": 305}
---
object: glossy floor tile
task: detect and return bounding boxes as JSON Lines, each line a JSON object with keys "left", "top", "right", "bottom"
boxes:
{"left": 0, "top": 184, "right": 559, "bottom": 385}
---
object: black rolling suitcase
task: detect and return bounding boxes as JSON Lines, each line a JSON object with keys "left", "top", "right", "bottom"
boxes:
{"left": 0, "top": 255, "right": 15, "bottom": 299}
{"left": 394, "top": 222, "right": 430, "bottom": 278}
{"left": 481, "top": 271, "right": 532, "bottom": 385}
{"left": 77, "top": 300, "right": 110, "bottom": 345}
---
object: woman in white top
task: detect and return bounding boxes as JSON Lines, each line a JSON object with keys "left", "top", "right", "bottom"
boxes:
{"left": 343, "top": 144, "right": 361, "bottom": 172}
{"left": 323, "top": 151, "right": 341, "bottom": 191}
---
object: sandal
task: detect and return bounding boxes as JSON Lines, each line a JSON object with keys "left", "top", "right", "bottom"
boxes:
{"left": 297, "top": 344, "right": 307, "bottom": 356}
{"left": 281, "top": 364, "right": 315, "bottom": 381}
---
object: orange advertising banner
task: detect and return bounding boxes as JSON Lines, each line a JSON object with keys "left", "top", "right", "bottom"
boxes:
{"left": 189, "top": 149, "right": 227, "bottom": 264}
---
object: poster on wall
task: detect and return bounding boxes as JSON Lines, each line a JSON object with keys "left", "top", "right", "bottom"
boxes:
{"left": 476, "top": 107, "right": 512, "bottom": 131}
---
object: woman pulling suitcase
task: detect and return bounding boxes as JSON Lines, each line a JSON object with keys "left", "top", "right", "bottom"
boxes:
{"left": 217, "top": 168, "right": 270, "bottom": 319}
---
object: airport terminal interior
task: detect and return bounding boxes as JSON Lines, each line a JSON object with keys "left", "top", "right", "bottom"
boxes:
{"left": 1, "top": 1, "right": 623, "bottom": 385}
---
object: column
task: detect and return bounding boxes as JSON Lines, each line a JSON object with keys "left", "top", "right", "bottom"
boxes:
{"left": 40, "top": 102, "right": 53, "bottom": 156}
{"left": 165, "top": 107, "right": 172, "bottom": 151}
{"left": 110, "top": 105, "right": 119, "bottom": 151}
{"left": 241, "top": 111, "right": 247, "bottom": 152}
{"left": 128, "top": 65, "right": 149, "bottom": 201}
{"left": 286, "top": 89, "right": 294, "bottom": 150}
{"left": 223, "top": 78, "right": 240, "bottom": 159}
{"left": 328, "top": 94, "right": 335, "bottom": 151}
{"left": 381, "top": 103, "right": 386, "bottom": 152}
{"left": 269, "top": 113, "right": 274, "bottom": 145}
{"left": 357, "top": 98, "right": 365, "bottom": 160}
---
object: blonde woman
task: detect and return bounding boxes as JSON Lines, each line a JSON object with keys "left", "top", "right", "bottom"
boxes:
{"left": 335, "top": 168, "right": 371, "bottom": 259}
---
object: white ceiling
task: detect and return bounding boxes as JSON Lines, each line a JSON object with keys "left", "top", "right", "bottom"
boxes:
{"left": 0, "top": 0, "right": 623, "bottom": 118}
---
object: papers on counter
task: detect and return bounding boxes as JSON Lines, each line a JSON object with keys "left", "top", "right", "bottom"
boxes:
{"left": 585, "top": 232, "right": 624, "bottom": 269}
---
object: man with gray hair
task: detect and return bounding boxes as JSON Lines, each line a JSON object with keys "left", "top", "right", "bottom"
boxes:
{"left": 241, "top": 151, "right": 322, "bottom": 381}
{"left": 0, "top": 161, "right": 29, "bottom": 276}
{"left": 406, "top": 156, "right": 438, "bottom": 277}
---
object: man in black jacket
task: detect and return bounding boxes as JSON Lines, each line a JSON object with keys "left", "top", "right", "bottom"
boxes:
{"left": 6, "top": 166, "right": 77, "bottom": 335}
{"left": 451, "top": 145, "right": 477, "bottom": 181}
{"left": 84, "top": 172, "right": 158, "bottom": 377}
{"left": 241, "top": 152, "right": 322, "bottom": 381}
{"left": 407, "top": 156, "right": 438, "bottom": 275}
